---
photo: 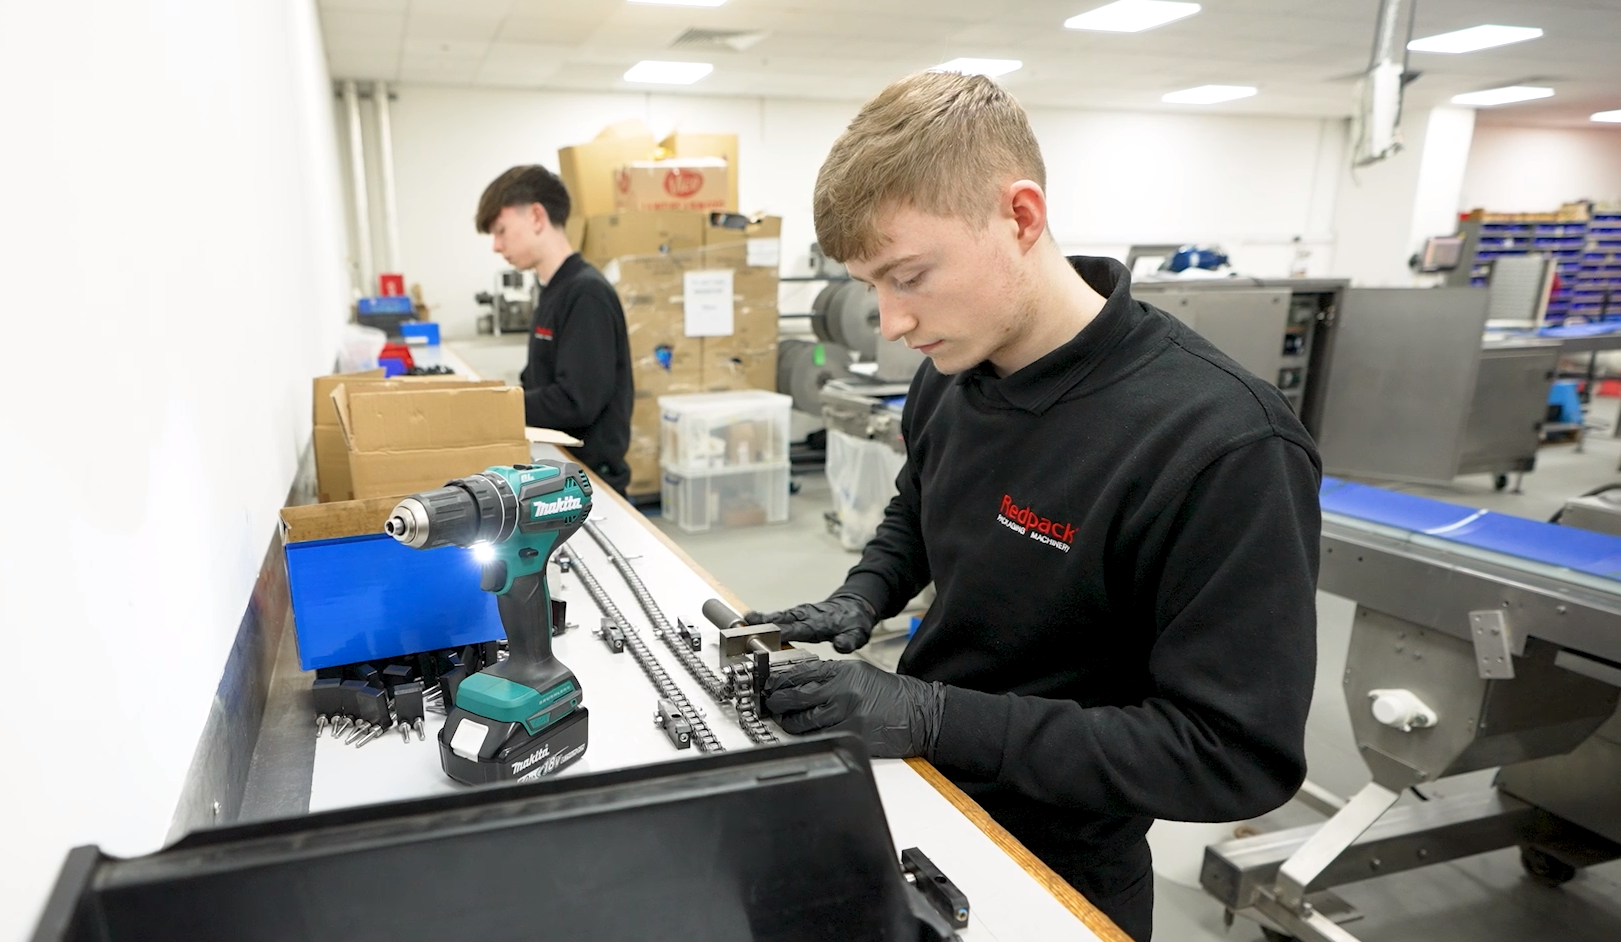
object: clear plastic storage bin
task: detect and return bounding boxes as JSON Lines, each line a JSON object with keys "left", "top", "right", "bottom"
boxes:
{"left": 658, "top": 390, "right": 792, "bottom": 473}
{"left": 660, "top": 463, "right": 790, "bottom": 533}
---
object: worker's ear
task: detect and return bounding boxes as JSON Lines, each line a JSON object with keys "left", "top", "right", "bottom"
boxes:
{"left": 529, "top": 202, "right": 551, "bottom": 234}
{"left": 1006, "top": 180, "right": 1048, "bottom": 254}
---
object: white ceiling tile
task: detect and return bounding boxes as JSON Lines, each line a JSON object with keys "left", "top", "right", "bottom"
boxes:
{"left": 405, "top": 12, "right": 504, "bottom": 43}
{"left": 320, "top": 0, "right": 409, "bottom": 13}
{"left": 311, "top": 0, "right": 1620, "bottom": 121}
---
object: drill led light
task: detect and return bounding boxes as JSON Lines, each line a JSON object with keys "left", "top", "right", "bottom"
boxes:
{"left": 472, "top": 542, "right": 495, "bottom": 563}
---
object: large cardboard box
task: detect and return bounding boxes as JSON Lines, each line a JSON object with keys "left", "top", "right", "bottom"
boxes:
{"left": 330, "top": 383, "right": 530, "bottom": 499}
{"left": 558, "top": 119, "right": 658, "bottom": 220}
{"left": 626, "top": 393, "right": 663, "bottom": 496}
{"left": 583, "top": 211, "right": 705, "bottom": 270}
{"left": 606, "top": 239, "right": 780, "bottom": 495}
{"left": 658, "top": 132, "right": 739, "bottom": 213}
{"left": 613, "top": 159, "right": 729, "bottom": 213}
{"left": 311, "top": 372, "right": 501, "bottom": 502}
{"left": 313, "top": 368, "right": 384, "bottom": 502}
{"left": 702, "top": 215, "right": 782, "bottom": 270}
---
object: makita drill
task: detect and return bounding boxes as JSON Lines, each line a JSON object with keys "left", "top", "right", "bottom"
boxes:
{"left": 385, "top": 459, "right": 592, "bottom": 785}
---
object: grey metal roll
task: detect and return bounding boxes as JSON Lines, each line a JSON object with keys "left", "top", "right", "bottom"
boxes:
{"left": 778, "top": 339, "right": 856, "bottom": 413}
{"left": 702, "top": 598, "right": 744, "bottom": 631}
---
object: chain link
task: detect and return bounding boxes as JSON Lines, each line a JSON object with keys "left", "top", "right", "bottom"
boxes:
{"left": 582, "top": 521, "right": 780, "bottom": 746}
{"left": 561, "top": 549, "right": 725, "bottom": 753}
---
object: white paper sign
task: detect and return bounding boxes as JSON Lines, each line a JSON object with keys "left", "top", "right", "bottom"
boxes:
{"left": 746, "top": 237, "right": 781, "bottom": 268}
{"left": 683, "top": 269, "right": 735, "bottom": 337}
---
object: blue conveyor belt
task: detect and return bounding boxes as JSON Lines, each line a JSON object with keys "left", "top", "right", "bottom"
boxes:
{"left": 1320, "top": 477, "right": 1621, "bottom": 581}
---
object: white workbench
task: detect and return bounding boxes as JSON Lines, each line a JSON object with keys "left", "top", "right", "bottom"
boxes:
{"left": 308, "top": 348, "right": 1123, "bottom": 941}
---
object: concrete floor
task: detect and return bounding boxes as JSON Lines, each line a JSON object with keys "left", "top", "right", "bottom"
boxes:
{"left": 654, "top": 402, "right": 1621, "bottom": 942}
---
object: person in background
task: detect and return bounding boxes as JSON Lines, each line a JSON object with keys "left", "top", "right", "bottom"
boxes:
{"left": 476, "top": 165, "right": 632, "bottom": 493}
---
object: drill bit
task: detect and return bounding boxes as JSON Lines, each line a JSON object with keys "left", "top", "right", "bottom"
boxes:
{"left": 413, "top": 717, "right": 425, "bottom": 741}
{"left": 345, "top": 721, "right": 372, "bottom": 745}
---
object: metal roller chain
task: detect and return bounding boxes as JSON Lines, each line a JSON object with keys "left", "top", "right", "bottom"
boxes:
{"left": 559, "top": 549, "right": 725, "bottom": 754}
{"left": 581, "top": 521, "right": 780, "bottom": 745}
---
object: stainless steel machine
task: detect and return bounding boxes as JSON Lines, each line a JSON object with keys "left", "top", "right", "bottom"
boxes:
{"left": 1203, "top": 480, "right": 1621, "bottom": 942}
{"left": 474, "top": 268, "right": 537, "bottom": 335}
{"left": 1309, "top": 287, "right": 1560, "bottom": 491}
{"left": 1134, "top": 278, "right": 1346, "bottom": 422}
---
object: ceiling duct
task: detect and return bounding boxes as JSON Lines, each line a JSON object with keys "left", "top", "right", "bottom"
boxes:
{"left": 1351, "top": 0, "right": 1417, "bottom": 167}
{"left": 670, "top": 27, "right": 768, "bottom": 52}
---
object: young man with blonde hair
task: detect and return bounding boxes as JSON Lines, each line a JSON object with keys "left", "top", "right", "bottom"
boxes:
{"left": 750, "top": 72, "right": 1320, "bottom": 939}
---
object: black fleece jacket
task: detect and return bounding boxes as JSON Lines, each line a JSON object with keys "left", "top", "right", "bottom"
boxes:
{"left": 522, "top": 253, "right": 633, "bottom": 491}
{"left": 837, "top": 257, "right": 1321, "bottom": 898}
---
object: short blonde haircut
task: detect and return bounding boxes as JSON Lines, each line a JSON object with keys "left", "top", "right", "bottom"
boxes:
{"left": 814, "top": 71, "right": 1046, "bottom": 262}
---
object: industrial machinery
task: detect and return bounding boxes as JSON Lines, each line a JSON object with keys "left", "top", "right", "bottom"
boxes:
{"left": 1203, "top": 480, "right": 1621, "bottom": 942}
{"left": 1134, "top": 278, "right": 1345, "bottom": 422}
{"left": 33, "top": 737, "right": 963, "bottom": 942}
{"left": 384, "top": 460, "right": 592, "bottom": 785}
{"left": 1309, "top": 287, "right": 1559, "bottom": 490}
{"left": 473, "top": 268, "right": 537, "bottom": 335}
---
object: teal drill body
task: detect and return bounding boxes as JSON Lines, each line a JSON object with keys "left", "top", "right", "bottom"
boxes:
{"left": 385, "top": 459, "right": 593, "bottom": 784}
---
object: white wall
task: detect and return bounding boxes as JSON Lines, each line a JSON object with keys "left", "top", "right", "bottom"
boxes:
{"left": 0, "top": 1, "right": 350, "bottom": 935}
{"left": 1330, "top": 106, "right": 1477, "bottom": 287}
{"left": 1461, "top": 123, "right": 1621, "bottom": 213}
{"left": 377, "top": 85, "right": 1348, "bottom": 338}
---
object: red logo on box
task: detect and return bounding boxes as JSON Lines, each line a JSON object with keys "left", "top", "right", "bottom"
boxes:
{"left": 663, "top": 168, "right": 705, "bottom": 198}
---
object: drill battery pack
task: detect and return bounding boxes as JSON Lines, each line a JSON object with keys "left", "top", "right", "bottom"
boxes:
{"left": 438, "top": 708, "right": 589, "bottom": 786}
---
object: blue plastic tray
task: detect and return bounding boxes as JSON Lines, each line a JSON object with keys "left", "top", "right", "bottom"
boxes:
{"left": 285, "top": 533, "right": 503, "bottom": 670}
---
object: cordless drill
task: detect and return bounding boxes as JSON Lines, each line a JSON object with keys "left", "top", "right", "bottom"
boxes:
{"left": 385, "top": 459, "right": 592, "bottom": 785}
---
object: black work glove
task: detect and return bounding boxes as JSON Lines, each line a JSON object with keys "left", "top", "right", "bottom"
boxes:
{"left": 763, "top": 659, "right": 945, "bottom": 760}
{"left": 744, "top": 594, "right": 877, "bottom": 653}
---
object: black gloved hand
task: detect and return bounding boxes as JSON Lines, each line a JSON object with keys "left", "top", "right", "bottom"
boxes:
{"left": 744, "top": 594, "right": 877, "bottom": 653}
{"left": 763, "top": 659, "right": 945, "bottom": 760}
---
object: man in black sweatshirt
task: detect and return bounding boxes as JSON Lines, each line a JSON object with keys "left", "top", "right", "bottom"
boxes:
{"left": 476, "top": 166, "right": 632, "bottom": 492}
{"left": 749, "top": 73, "right": 1320, "bottom": 940}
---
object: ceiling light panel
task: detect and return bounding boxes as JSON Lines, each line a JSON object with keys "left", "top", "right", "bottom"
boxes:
{"left": 1450, "top": 85, "right": 1553, "bottom": 106}
{"left": 934, "top": 58, "right": 1023, "bottom": 77}
{"left": 1066, "top": 1, "right": 1201, "bottom": 34}
{"left": 1162, "top": 84, "right": 1256, "bottom": 104}
{"left": 1408, "top": 24, "right": 1542, "bottom": 54}
{"left": 623, "top": 60, "right": 714, "bottom": 84}
{"left": 1592, "top": 110, "right": 1621, "bottom": 123}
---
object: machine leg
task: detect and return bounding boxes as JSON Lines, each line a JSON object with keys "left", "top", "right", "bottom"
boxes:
{"left": 1268, "top": 782, "right": 1400, "bottom": 913}
{"left": 1513, "top": 472, "right": 1525, "bottom": 494}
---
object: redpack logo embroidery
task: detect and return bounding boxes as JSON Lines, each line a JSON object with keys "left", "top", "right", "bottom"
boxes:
{"left": 997, "top": 494, "right": 1075, "bottom": 553}
{"left": 534, "top": 327, "right": 553, "bottom": 340}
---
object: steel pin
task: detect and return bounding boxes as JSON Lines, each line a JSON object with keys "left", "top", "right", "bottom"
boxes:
{"left": 414, "top": 718, "right": 425, "bottom": 741}
{"left": 345, "top": 721, "right": 371, "bottom": 745}
{"left": 398, "top": 722, "right": 411, "bottom": 743}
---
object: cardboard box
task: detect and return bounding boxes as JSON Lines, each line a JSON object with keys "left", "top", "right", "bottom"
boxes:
{"left": 659, "top": 132, "right": 739, "bottom": 213}
{"left": 703, "top": 215, "right": 782, "bottom": 270}
{"left": 330, "top": 383, "right": 531, "bottom": 499}
{"left": 558, "top": 119, "right": 658, "bottom": 220}
{"left": 312, "top": 368, "right": 384, "bottom": 502}
{"left": 583, "top": 211, "right": 705, "bottom": 269}
{"left": 626, "top": 393, "right": 663, "bottom": 497}
{"left": 280, "top": 497, "right": 503, "bottom": 670}
{"left": 312, "top": 372, "right": 503, "bottom": 502}
{"left": 614, "top": 158, "right": 729, "bottom": 214}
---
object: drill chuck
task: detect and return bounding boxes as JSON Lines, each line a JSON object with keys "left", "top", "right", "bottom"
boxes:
{"left": 385, "top": 473, "right": 519, "bottom": 550}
